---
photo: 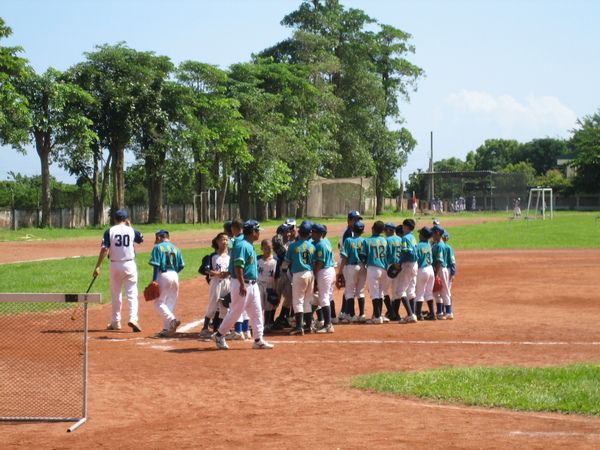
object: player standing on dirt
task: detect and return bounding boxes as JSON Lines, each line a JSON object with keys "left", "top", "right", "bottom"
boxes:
{"left": 360, "top": 221, "right": 388, "bottom": 324}
{"left": 93, "top": 210, "right": 144, "bottom": 332}
{"left": 149, "top": 230, "right": 185, "bottom": 337}
{"left": 312, "top": 223, "right": 335, "bottom": 333}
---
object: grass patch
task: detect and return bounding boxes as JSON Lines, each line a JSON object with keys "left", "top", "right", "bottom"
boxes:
{"left": 352, "top": 363, "right": 600, "bottom": 415}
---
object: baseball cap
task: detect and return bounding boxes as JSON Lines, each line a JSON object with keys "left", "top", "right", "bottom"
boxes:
{"left": 243, "top": 220, "right": 264, "bottom": 231}
{"left": 418, "top": 226, "right": 433, "bottom": 239}
{"left": 223, "top": 220, "right": 233, "bottom": 233}
{"left": 311, "top": 223, "right": 326, "bottom": 233}
{"left": 115, "top": 210, "right": 128, "bottom": 220}
{"left": 442, "top": 232, "right": 450, "bottom": 240}
{"left": 155, "top": 229, "right": 169, "bottom": 238}
{"left": 433, "top": 218, "right": 440, "bottom": 225}
{"left": 276, "top": 224, "right": 292, "bottom": 235}
{"left": 285, "top": 218, "right": 296, "bottom": 228}
{"left": 353, "top": 221, "right": 365, "bottom": 232}
{"left": 431, "top": 225, "right": 445, "bottom": 235}
{"left": 348, "top": 210, "right": 363, "bottom": 220}
{"left": 383, "top": 222, "right": 396, "bottom": 231}
{"left": 298, "top": 220, "right": 314, "bottom": 234}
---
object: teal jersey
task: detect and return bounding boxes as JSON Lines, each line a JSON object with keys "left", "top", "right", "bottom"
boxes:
{"left": 415, "top": 241, "right": 432, "bottom": 268}
{"left": 432, "top": 240, "right": 449, "bottom": 268}
{"left": 149, "top": 242, "right": 185, "bottom": 273}
{"left": 314, "top": 238, "right": 335, "bottom": 269}
{"left": 285, "top": 239, "right": 315, "bottom": 274}
{"left": 446, "top": 243, "right": 456, "bottom": 266}
{"left": 400, "top": 232, "right": 417, "bottom": 262}
{"left": 386, "top": 235, "right": 403, "bottom": 265}
{"left": 229, "top": 235, "right": 258, "bottom": 280}
{"left": 340, "top": 236, "right": 364, "bottom": 265}
{"left": 360, "top": 235, "right": 388, "bottom": 269}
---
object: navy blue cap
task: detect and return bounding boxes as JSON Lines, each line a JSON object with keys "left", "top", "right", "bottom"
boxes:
{"left": 285, "top": 218, "right": 296, "bottom": 228}
{"left": 277, "top": 224, "right": 292, "bottom": 235}
{"left": 348, "top": 210, "right": 363, "bottom": 220}
{"left": 115, "top": 210, "right": 128, "bottom": 220}
{"left": 353, "top": 221, "right": 365, "bottom": 232}
{"left": 442, "top": 232, "right": 450, "bottom": 240}
{"left": 419, "top": 226, "right": 433, "bottom": 239}
{"left": 384, "top": 222, "right": 396, "bottom": 231}
{"left": 155, "top": 229, "right": 169, "bottom": 237}
{"left": 431, "top": 225, "right": 445, "bottom": 235}
{"left": 243, "top": 220, "right": 264, "bottom": 231}
{"left": 298, "top": 220, "right": 314, "bottom": 234}
{"left": 311, "top": 223, "right": 326, "bottom": 233}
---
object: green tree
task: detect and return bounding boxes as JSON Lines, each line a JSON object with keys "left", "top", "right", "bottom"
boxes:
{"left": 498, "top": 161, "right": 537, "bottom": 186}
{"left": 0, "top": 18, "right": 31, "bottom": 149}
{"left": 69, "top": 43, "right": 173, "bottom": 218}
{"left": 468, "top": 139, "right": 521, "bottom": 171}
{"left": 15, "top": 67, "right": 96, "bottom": 227}
{"left": 568, "top": 110, "right": 600, "bottom": 194}
{"left": 520, "top": 138, "right": 567, "bottom": 175}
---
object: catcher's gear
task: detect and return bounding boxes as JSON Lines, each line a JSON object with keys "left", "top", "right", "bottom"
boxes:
{"left": 433, "top": 275, "right": 443, "bottom": 293}
{"left": 387, "top": 264, "right": 401, "bottom": 279}
{"left": 144, "top": 281, "right": 160, "bottom": 301}
{"left": 266, "top": 288, "right": 280, "bottom": 307}
{"left": 335, "top": 273, "right": 346, "bottom": 289}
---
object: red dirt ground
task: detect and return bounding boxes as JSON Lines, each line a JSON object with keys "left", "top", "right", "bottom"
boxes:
{"left": 1, "top": 219, "right": 599, "bottom": 449}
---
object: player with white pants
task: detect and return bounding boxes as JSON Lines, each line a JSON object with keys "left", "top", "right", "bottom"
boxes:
{"left": 93, "top": 210, "right": 144, "bottom": 332}
{"left": 411, "top": 226, "right": 435, "bottom": 321}
{"left": 338, "top": 221, "right": 367, "bottom": 322}
{"left": 312, "top": 223, "right": 335, "bottom": 333}
{"left": 359, "top": 221, "right": 388, "bottom": 324}
{"left": 431, "top": 225, "right": 453, "bottom": 320}
{"left": 149, "top": 230, "right": 185, "bottom": 337}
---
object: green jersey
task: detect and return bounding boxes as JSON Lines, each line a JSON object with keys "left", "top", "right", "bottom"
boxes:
{"left": 415, "top": 241, "right": 432, "bottom": 268}
{"left": 285, "top": 239, "right": 315, "bottom": 274}
{"left": 386, "top": 235, "right": 402, "bottom": 266}
{"left": 360, "top": 235, "right": 388, "bottom": 269}
{"left": 314, "top": 238, "right": 335, "bottom": 269}
{"left": 229, "top": 235, "right": 258, "bottom": 280}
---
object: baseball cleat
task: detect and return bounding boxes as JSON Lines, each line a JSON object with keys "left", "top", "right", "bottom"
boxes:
{"left": 288, "top": 327, "right": 304, "bottom": 336}
{"left": 443, "top": 313, "right": 454, "bottom": 320}
{"left": 357, "top": 314, "right": 367, "bottom": 323}
{"left": 316, "top": 324, "right": 334, "bottom": 334}
{"left": 366, "top": 317, "right": 384, "bottom": 324}
{"left": 226, "top": 331, "right": 244, "bottom": 340}
{"left": 127, "top": 320, "right": 142, "bottom": 332}
{"left": 155, "top": 329, "right": 170, "bottom": 338}
{"left": 167, "top": 318, "right": 180, "bottom": 336}
{"left": 252, "top": 339, "right": 274, "bottom": 349}
{"left": 424, "top": 313, "right": 437, "bottom": 321}
{"left": 416, "top": 314, "right": 425, "bottom": 321}
{"left": 211, "top": 332, "right": 229, "bottom": 350}
{"left": 107, "top": 321, "right": 122, "bottom": 330}
{"left": 399, "top": 314, "right": 417, "bottom": 324}
{"left": 199, "top": 329, "right": 212, "bottom": 338}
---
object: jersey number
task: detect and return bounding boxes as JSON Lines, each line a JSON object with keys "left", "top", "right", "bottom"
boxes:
{"left": 115, "top": 234, "right": 130, "bottom": 247}
{"left": 376, "top": 246, "right": 386, "bottom": 259}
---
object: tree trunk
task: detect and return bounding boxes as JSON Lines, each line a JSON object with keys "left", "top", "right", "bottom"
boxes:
{"left": 110, "top": 142, "right": 126, "bottom": 216}
{"left": 276, "top": 193, "right": 287, "bottom": 220}
{"left": 376, "top": 176, "right": 384, "bottom": 215}
{"left": 34, "top": 130, "right": 52, "bottom": 228}
{"left": 238, "top": 172, "right": 251, "bottom": 220}
{"left": 146, "top": 153, "right": 165, "bottom": 223}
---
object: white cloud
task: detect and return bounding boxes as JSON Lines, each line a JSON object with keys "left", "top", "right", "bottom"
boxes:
{"left": 443, "top": 90, "right": 577, "bottom": 137}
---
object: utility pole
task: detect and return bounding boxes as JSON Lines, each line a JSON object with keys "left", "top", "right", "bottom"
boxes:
{"left": 429, "top": 131, "right": 434, "bottom": 201}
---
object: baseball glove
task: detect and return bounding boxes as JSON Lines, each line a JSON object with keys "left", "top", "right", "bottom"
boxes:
{"left": 387, "top": 264, "right": 401, "bottom": 279}
{"left": 266, "top": 288, "right": 280, "bottom": 307}
{"left": 144, "top": 281, "right": 160, "bottom": 301}
{"left": 433, "top": 275, "right": 443, "bottom": 293}
{"left": 335, "top": 273, "right": 346, "bottom": 289}
{"left": 220, "top": 293, "right": 231, "bottom": 308}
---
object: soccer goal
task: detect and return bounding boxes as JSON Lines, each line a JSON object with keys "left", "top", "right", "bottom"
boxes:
{"left": 0, "top": 293, "right": 101, "bottom": 432}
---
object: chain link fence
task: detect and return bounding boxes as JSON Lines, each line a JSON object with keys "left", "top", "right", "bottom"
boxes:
{"left": 0, "top": 294, "right": 100, "bottom": 431}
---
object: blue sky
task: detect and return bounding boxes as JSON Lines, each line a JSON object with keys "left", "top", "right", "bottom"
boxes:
{"left": 2, "top": 0, "right": 599, "bottom": 184}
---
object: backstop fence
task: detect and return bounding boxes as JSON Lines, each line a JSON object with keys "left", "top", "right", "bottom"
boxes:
{"left": 0, "top": 293, "right": 101, "bottom": 432}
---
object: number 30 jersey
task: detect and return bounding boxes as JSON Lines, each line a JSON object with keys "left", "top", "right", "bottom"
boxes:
{"left": 102, "top": 224, "right": 144, "bottom": 262}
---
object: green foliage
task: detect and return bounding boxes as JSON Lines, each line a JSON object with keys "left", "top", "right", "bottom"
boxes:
{"left": 352, "top": 364, "right": 600, "bottom": 415}
{"left": 0, "top": 18, "right": 31, "bottom": 149}
{"left": 569, "top": 110, "right": 600, "bottom": 194}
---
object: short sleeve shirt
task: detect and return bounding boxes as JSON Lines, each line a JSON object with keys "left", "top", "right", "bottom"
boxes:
{"left": 149, "top": 242, "right": 185, "bottom": 273}
{"left": 314, "top": 238, "right": 335, "bottom": 269}
{"left": 285, "top": 240, "right": 315, "bottom": 274}
{"left": 102, "top": 224, "right": 143, "bottom": 261}
{"left": 360, "top": 235, "right": 388, "bottom": 269}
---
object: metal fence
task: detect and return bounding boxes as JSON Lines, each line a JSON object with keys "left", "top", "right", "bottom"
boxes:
{"left": 0, "top": 293, "right": 100, "bottom": 432}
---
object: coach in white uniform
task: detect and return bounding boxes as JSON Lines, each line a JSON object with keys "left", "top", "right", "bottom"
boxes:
{"left": 93, "top": 210, "right": 144, "bottom": 332}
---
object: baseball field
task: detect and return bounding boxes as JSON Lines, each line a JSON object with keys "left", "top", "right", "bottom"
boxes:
{"left": 1, "top": 214, "right": 599, "bottom": 449}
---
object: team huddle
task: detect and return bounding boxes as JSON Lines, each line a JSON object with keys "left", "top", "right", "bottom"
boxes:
{"left": 95, "top": 210, "right": 456, "bottom": 349}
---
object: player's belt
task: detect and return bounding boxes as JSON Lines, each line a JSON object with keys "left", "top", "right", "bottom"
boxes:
{"left": 243, "top": 279, "right": 257, "bottom": 285}
{"left": 111, "top": 259, "right": 133, "bottom": 262}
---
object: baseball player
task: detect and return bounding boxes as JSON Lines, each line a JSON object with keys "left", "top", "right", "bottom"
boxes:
{"left": 149, "top": 230, "right": 185, "bottom": 337}
{"left": 312, "top": 223, "right": 335, "bottom": 333}
{"left": 441, "top": 231, "right": 456, "bottom": 320}
{"left": 283, "top": 221, "right": 315, "bottom": 335}
{"left": 337, "top": 211, "right": 363, "bottom": 319}
{"left": 359, "top": 221, "right": 388, "bottom": 324}
{"left": 211, "top": 220, "right": 274, "bottom": 350}
{"left": 395, "top": 218, "right": 418, "bottom": 323}
{"left": 337, "top": 221, "right": 367, "bottom": 323}
{"left": 199, "top": 233, "right": 231, "bottom": 338}
{"left": 412, "top": 226, "right": 434, "bottom": 321}
{"left": 382, "top": 222, "right": 400, "bottom": 321}
{"left": 257, "top": 239, "right": 278, "bottom": 332}
{"left": 93, "top": 210, "right": 144, "bottom": 332}
{"left": 272, "top": 227, "right": 293, "bottom": 329}
{"left": 431, "top": 225, "right": 453, "bottom": 320}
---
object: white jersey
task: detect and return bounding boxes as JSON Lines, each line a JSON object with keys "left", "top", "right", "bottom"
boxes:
{"left": 101, "top": 223, "right": 143, "bottom": 262}
{"left": 209, "top": 253, "right": 230, "bottom": 279}
{"left": 257, "top": 255, "right": 277, "bottom": 287}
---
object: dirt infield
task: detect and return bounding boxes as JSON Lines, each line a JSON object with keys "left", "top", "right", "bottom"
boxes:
{"left": 1, "top": 224, "right": 599, "bottom": 448}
